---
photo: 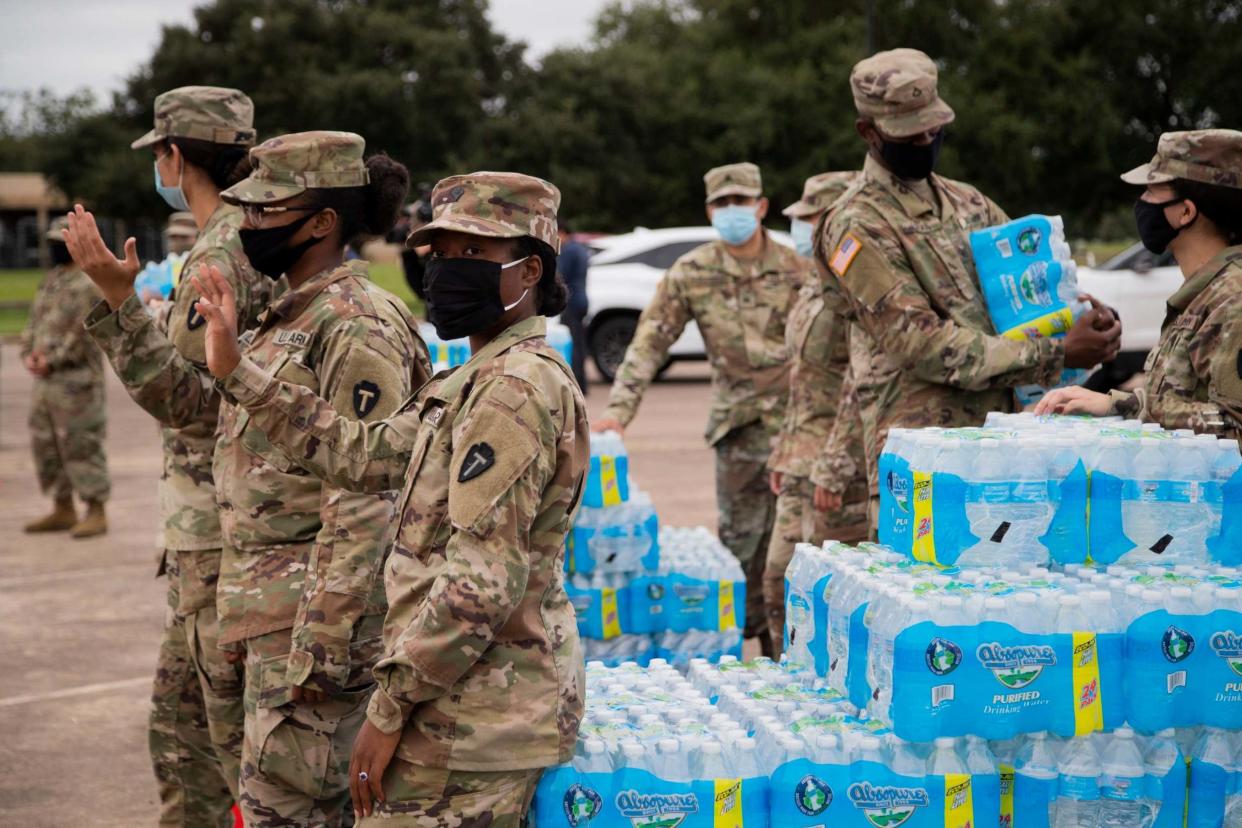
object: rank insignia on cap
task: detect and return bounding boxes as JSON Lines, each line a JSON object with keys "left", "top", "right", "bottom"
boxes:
{"left": 187, "top": 304, "right": 206, "bottom": 331}
{"left": 458, "top": 442, "right": 495, "bottom": 482}
{"left": 830, "top": 234, "right": 862, "bottom": 276}
{"left": 353, "top": 380, "right": 382, "bottom": 418}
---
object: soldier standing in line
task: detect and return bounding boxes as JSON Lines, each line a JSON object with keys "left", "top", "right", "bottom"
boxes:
{"left": 21, "top": 216, "right": 110, "bottom": 538}
{"left": 62, "top": 86, "right": 267, "bottom": 827}
{"left": 763, "top": 172, "right": 870, "bottom": 656}
{"left": 188, "top": 171, "right": 587, "bottom": 826}
{"left": 69, "top": 131, "right": 429, "bottom": 827}
{"left": 1036, "top": 130, "right": 1242, "bottom": 437}
{"left": 593, "top": 162, "right": 812, "bottom": 654}
{"left": 819, "top": 49, "right": 1122, "bottom": 523}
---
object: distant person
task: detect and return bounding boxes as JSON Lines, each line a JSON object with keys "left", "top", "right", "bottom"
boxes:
{"left": 1036, "top": 129, "right": 1242, "bottom": 436}
{"left": 389, "top": 185, "right": 434, "bottom": 300}
{"left": 763, "top": 172, "right": 869, "bottom": 657}
{"left": 593, "top": 162, "right": 813, "bottom": 655}
{"left": 820, "top": 48, "right": 1121, "bottom": 527}
{"left": 164, "top": 211, "right": 199, "bottom": 255}
{"left": 558, "top": 218, "right": 590, "bottom": 390}
{"left": 136, "top": 211, "right": 198, "bottom": 305}
{"left": 20, "top": 216, "right": 110, "bottom": 538}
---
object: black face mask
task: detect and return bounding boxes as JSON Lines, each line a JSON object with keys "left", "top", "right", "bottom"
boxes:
{"left": 239, "top": 212, "right": 319, "bottom": 279}
{"left": 879, "top": 129, "right": 945, "bottom": 180}
{"left": 49, "top": 242, "right": 74, "bottom": 266}
{"left": 1134, "top": 197, "right": 1190, "bottom": 255}
{"left": 423, "top": 256, "right": 529, "bottom": 340}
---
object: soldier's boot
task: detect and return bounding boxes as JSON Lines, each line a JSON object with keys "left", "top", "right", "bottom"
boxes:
{"left": 23, "top": 497, "right": 78, "bottom": 533}
{"left": 70, "top": 501, "right": 108, "bottom": 539}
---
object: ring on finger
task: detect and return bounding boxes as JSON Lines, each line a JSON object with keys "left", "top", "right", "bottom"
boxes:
{"left": 359, "top": 771, "right": 369, "bottom": 782}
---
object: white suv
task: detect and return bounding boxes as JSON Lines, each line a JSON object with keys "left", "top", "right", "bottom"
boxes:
{"left": 584, "top": 226, "right": 793, "bottom": 381}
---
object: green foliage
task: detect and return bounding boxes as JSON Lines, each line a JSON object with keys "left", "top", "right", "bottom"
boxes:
{"left": 5, "top": 0, "right": 1241, "bottom": 239}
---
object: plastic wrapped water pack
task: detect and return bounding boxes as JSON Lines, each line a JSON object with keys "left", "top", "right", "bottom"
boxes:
{"left": 969, "top": 214, "right": 1090, "bottom": 405}
{"left": 879, "top": 414, "right": 1242, "bottom": 568}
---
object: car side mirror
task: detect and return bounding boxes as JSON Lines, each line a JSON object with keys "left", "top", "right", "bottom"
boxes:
{"left": 1132, "top": 253, "right": 1154, "bottom": 274}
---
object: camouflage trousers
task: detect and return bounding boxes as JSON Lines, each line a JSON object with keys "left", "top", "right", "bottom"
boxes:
{"left": 239, "top": 616, "right": 384, "bottom": 827}
{"left": 359, "top": 758, "right": 542, "bottom": 827}
{"left": 714, "top": 422, "right": 778, "bottom": 643}
{"left": 761, "top": 475, "right": 869, "bottom": 658}
{"left": 150, "top": 552, "right": 245, "bottom": 828}
{"left": 28, "top": 369, "right": 109, "bottom": 503}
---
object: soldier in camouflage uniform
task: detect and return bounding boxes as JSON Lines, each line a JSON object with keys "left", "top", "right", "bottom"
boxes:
{"left": 763, "top": 173, "right": 870, "bottom": 655}
{"left": 21, "top": 216, "right": 110, "bottom": 537}
{"left": 75, "top": 131, "right": 429, "bottom": 826}
{"left": 166, "top": 211, "right": 199, "bottom": 254}
{"left": 820, "top": 49, "right": 1121, "bottom": 519}
{"left": 62, "top": 86, "right": 267, "bottom": 828}
{"left": 595, "top": 162, "right": 812, "bottom": 652}
{"left": 188, "top": 171, "right": 587, "bottom": 827}
{"left": 1035, "top": 130, "right": 1242, "bottom": 438}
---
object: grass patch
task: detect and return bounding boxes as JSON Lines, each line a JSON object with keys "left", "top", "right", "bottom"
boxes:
{"left": 0, "top": 263, "right": 424, "bottom": 338}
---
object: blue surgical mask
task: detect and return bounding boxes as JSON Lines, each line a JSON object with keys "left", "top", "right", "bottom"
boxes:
{"left": 711, "top": 204, "right": 759, "bottom": 246}
{"left": 790, "top": 217, "right": 814, "bottom": 257}
{"left": 154, "top": 157, "right": 190, "bottom": 211}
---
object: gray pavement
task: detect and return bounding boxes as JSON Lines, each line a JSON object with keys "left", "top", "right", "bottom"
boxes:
{"left": 0, "top": 343, "right": 722, "bottom": 826}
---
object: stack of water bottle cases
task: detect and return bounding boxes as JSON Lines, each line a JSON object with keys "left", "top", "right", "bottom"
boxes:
{"left": 532, "top": 412, "right": 1242, "bottom": 827}
{"left": 421, "top": 321, "right": 576, "bottom": 371}
{"left": 564, "top": 431, "right": 745, "bottom": 667}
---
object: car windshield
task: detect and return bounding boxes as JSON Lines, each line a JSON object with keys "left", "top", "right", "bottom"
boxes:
{"left": 1099, "top": 242, "right": 1175, "bottom": 272}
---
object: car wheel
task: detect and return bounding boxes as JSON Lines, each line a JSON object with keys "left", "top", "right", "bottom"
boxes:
{"left": 589, "top": 314, "right": 638, "bottom": 383}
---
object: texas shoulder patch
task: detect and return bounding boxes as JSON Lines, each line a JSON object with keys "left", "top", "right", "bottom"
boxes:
{"left": 353, "top": 380, "right": 382, "bottom": 418}
{"left": 458, "top": 442, "right": 495, "bottom": 482}
{"left": 187, "top": 303, "right": 206, "bottom": 331}
{"left": 829, "top": 233, "right": 862, "bottom": 276}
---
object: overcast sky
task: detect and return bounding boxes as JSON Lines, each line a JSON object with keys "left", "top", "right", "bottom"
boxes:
{"left": 0, "top": 0, "right": 611, "bottom": 103}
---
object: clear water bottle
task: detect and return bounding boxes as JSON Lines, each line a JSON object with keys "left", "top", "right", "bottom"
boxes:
{"left": 1099, "top": 726, "right": 1146, "bottom": 827}
{"left": 1054, "top": 736, "right": 1102, "bottom": 828}
{"left": 929, "top": 736, "right": 968, "bottom": 775}
{"left": 963, "top": 437, "right": 1012, "bottom": 565}
{"left": 1168, "top": 437, "right": 1212, "bottom": 561}
{"left": 1126, "top": 438, "right": 1172, "bottom": 559}
{"left": 1209, "top": 438, "right": 1241, "bottom": 539}
{"left": 1143, "top": 728, "right": 1180, "bottom": 828}
{"left": 573, "top": 737, "right": 614, "bottom": 774}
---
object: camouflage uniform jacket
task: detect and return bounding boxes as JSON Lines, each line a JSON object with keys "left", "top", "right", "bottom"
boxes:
{"left": 85, "top": 205, "right": 267, "bottom": 614}
{"left": 92, "top": 259, "right": 427, "bottom": 691}
{"left": 602, "top": 234, "right": 813, "bottom": 446}
{"left": 21, "top": 265, "right": 104, "bottom": 375}
{"left": 822, "top": 154, "right": 1065, "bottom": 488}
{"left": 1111, "top": 245, "right": 1242, "bottom": 438}
{"left": 767, "top": 269, "right": 853, "bottom": 484}
{"left": 222, "top": 315, "right": 588, "bottom": 771}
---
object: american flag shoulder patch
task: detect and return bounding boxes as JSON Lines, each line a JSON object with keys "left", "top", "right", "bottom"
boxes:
{"left": 829, "top": 233, "right": 862, "bottom": 276}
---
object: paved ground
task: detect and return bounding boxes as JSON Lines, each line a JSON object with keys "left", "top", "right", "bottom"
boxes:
{"left": 0, "top": 343, "right": 722, "bottom": 826}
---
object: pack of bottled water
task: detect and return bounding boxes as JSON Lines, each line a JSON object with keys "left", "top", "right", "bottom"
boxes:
{"left": 584, "top": 430, "right": 631, "bottom": 509}
{"left": 878, "top": 414, "right": 1242, "bottom": 568}
{"left": 420, "top": 320, "right": 574, "bottom": 372}
{"left": 784, "top": 542, "right": 1242, "bottom": 743}
{"left": 567, "top": 491, "right": 659, "bottom": 575}
{"left": 567, "top": 527, "right": 745, "bottom": 667}
{"left": 969, "top": 214, "right": 1090, "bottom": 405}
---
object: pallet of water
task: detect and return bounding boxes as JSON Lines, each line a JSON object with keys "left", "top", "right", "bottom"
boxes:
{"left": 878, "top": 413, "right": 1242, "bottom": 568}
{"left": 531, "top": 659, "right": 1214, "bottom": 827}
{"left": 420, "top": 320, "right": 574, "bottom": 372}
{"left": 784, "top": 542, "right": 1242, "bottom": 742}
{"left": 567, "top": 527, "right": 745, "bottom": 667}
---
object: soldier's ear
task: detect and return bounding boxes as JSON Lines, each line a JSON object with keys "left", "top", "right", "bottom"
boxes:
{"left": 856, "top": 118, "right": 882, "bottom": 151}
{"left": 520, "top": 252, "right": 542, "bottom": 287}
{"left": 755, "top": 197, "right": 769, "bottom": 221}
{"left": 312, "top": 207, "right": 339, "bottom": 240}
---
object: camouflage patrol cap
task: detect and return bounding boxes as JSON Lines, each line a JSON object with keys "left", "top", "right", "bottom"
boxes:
{"left": 1121, "top": 129, "right": 1242, "bottom": 189}
{"left": 220, "top": 131, "right": 370, "bottom": 205}
{"left": 45, "top": 215, "right": 70, "bottom": 243}
{"left": 783, "top": 171, "right": 858, "bottom": 217}
{"left": 704, "top": 162, "right": 762, "bottom": 203}
{"left": 131, "top": 86, "right": 256, "bottom": 150}
{"left": 850, "top": 48, "right": 955, "bottom": 139}
{"left": 406, "top": 171, "right": 562, "bottom": 253}
{"left": 163, "top": 211, "right": 197, "bottom": 238}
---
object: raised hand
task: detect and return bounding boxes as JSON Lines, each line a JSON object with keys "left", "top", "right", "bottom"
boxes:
{"left": 189, "top": 265, "right": 243, "bottom": 379}
{"left": 62, "top": 205, "right": 141, "bottom": 309}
